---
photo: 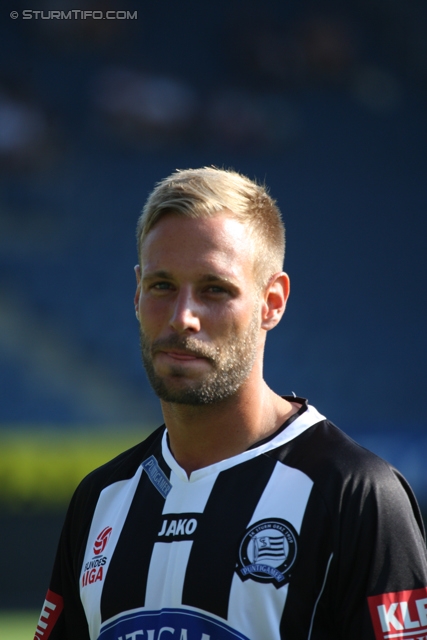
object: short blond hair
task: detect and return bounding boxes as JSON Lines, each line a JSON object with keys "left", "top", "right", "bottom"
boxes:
{"left": 136, "top": 167, "right": 285, "bottom": 286}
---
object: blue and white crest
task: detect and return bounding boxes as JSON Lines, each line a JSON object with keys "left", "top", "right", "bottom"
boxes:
{"left": 236, "top": 518, "right": 298, "bottom": 588}
{"left": 99, "top": 607, "right": 250, "bottom": 640}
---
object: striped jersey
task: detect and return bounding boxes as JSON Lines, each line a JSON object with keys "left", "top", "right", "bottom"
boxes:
{"left": 35, "top": 399, "right": 427, "bottom": 640}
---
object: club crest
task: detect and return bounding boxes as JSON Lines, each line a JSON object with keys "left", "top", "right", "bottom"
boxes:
{"left": 236, "top": 518, "right": 298, "bottom": 588}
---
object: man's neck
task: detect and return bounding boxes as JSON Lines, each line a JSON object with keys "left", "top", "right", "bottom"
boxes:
{"left": 161, "top": 382, "right": 300, "bottom": 477}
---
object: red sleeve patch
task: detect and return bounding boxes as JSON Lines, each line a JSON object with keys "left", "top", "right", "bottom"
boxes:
{"left": 34, "top": 589, "right": 64, "bottom": 640}
{"left": 368, "top": 587, "right": 427, "bottom": 640}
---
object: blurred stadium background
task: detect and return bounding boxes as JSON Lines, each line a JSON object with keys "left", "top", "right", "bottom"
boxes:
{"left": 0, "top": 0, "right": 426, "bottom": 627}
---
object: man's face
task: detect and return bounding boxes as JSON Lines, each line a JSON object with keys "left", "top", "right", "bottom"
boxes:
{"left": 134, "top": 212, "right": 264, "bottom": 405}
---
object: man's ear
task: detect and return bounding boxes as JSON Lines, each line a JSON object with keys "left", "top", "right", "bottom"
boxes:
{"left": 134, "top": 265, "right": 141, "bottom": 319}
{"left": 260, "top": 272, "right": 290, "bottom": 331}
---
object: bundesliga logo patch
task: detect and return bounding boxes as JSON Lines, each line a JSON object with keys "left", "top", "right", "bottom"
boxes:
{"left": 93, "top": 526, "right": 113, "bottom": 555}
{"left": 368, "top": 587, "right": 427, "bottom": 640}
{"left": 81, "top": 526, "right": 113, "bottom": 587}
{"left": 236, "top": 518, "right": 298, "bottom": 589}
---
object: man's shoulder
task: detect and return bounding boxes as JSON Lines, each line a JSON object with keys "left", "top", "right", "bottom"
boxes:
{"left": 270, "top": 414, "right": 416, "bottom": 529}
{"left": 279, "top": 415, "right": 402, "bottom": 492}
{"left": 73, "top": 425, "right": 165, "bottom": 505}
{"left": 281, "top": 415, "right": 426, "bottom": 528}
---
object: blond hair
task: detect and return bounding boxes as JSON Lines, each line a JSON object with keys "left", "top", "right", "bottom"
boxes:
{"left": 136, "top": 167, "right": 285, "bottom": 286}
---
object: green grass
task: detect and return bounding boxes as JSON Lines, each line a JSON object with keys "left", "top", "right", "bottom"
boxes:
{"left": 0, "top": 427, "right": 152, "bottom": 508}
{"left": 0, "top": 610, "right": 39, "bottom": 639}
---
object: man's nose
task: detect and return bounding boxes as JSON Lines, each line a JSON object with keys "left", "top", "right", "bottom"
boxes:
{"left": 169, "top": 289, "right": 201, "bottom": 333}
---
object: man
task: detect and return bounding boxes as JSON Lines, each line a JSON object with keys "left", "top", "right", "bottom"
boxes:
{"left": 36, "top": 167, "right": 427, "bottom": 640}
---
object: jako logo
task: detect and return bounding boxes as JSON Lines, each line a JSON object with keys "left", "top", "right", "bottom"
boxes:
{"left": 368, "top": 587, "right": 427, "bottom": 640}
{"left": 157, "top": 518, "right": 198, "bottom": 537}
{"left": 93, "top": 526, "right": 113, "bottom": 555}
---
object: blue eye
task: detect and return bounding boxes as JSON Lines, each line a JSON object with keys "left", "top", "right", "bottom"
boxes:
{"left": 208, "top": 286, "right": 226, "bottom": 293}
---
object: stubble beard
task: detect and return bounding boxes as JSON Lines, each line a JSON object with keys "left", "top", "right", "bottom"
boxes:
{"left": 139, "top": 312, "right": 260, "bottom": 405}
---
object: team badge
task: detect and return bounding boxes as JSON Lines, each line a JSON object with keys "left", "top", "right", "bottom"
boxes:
{"left": 236, "top": 518, "right": 298, "bottom": 588}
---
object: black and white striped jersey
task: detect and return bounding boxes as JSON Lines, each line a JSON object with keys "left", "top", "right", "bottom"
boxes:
{"left": 35, "top": 399, "right": 427, "bottom": 640}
